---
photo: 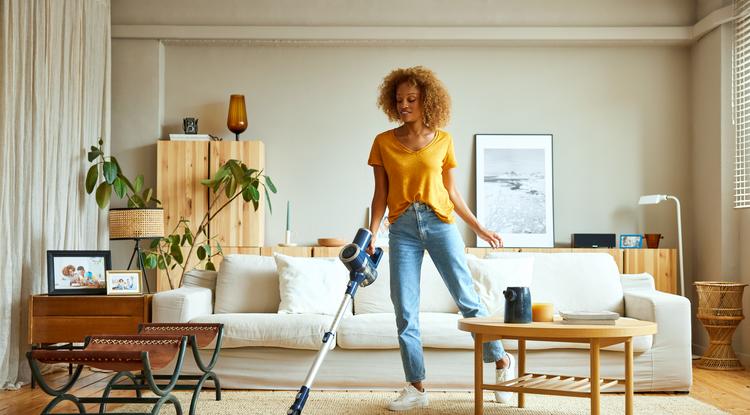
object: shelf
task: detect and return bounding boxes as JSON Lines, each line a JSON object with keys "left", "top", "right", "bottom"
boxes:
{"left": 483, "top": 373, "right": 622, "bottom": 398}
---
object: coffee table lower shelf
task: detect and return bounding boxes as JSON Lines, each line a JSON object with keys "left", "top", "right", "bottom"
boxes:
{"left": 489, "top": 373, "right": 624, "bottom": 397}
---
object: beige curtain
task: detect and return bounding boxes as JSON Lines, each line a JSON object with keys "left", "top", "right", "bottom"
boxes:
{"left": 0, "top": 0, "right": 110, "bottom": 388}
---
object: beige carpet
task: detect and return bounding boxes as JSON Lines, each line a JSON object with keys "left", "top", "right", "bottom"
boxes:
{"left": 120, "top": 390, "right": 728, "bottom": 414}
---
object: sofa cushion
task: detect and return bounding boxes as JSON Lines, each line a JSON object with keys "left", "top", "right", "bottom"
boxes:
{"left": 486, "top": 252, "right": 624, "bottom": 316}
{"left": 275, "top": 253, "right": 351, "bottom": 316}
{"left": 189, "top": 313, "right": 333, "bottom": 350}
{"left": 354, "top": 252, "right": 459, "bottom": 314}
{"left": 337, "top": 312, "right": 473, "bottom": 349}
{"left": 466, "top": 255, "right": 534, "bottom": 317}
{"left": 215, "top": 255, "right": 279, "bottom": 314}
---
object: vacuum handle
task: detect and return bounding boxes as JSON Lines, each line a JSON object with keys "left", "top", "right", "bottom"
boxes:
{"left": 370, "top": 247, "right": 384, "bottom": 268}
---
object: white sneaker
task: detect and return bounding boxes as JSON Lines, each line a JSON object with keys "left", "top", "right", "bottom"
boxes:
{"left": 388, "top": 384, "right": 428, "bottom": 411}
{"left": 495, "top": 353, "right": 517, "bottom": 404}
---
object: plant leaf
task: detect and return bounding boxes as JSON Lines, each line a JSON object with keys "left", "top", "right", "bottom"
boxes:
{"left": 226, "top": 178, "right": 237, "bottom": 199}
{"left": 264, "top": 185, "right": 273, "bottom": 214}
{"left": 157, "top": 256, "right": 166, "bottom": 270}
{"left": 204, "top": 243, "right": 212, "bottom": 256}
{"left": 251, "top": 199, "right": 259, "bottom": 211}
{"left": 249, "top": 185, "right": 260, "bottom": 202}
{"left": 87, "top": 150, "right": 99, "bottom": 162}
{"left": 113, "top": 177, "right": 126, "bottom": 198}
{"left": 85, "top": 165, "right": 98, "bottom": 194}
{"left": 205, "top": 261, "right": 216, "bottom": 271}
{"left": 102, "top": 161, "right": 118, "bottom": 184}
{"left": 216, "top": 242, "right": 223, "bottom": 255}
{"left": 242, "top": 186, "right": 252, "bottom": 202}
{"left": 144, "top": 253, "right": 158, "bottom": 269}
{"left": 197, "top": 245, "right": 206, "bottom": 260}
{"left": 150, "top": 239, "right": 161, "bottom": 249}
{"left": 170, "top": 244, "right": 183, "bottom": 264}
{"left": 134, "top": 174, "right": 144, "bottom": 193}
{"left": 143, "top": 188, "right": 153, "bottom": 204}
{"left": 264, "top": 176, "right": 277, "bottom": 193}
{"left": 95, "top": 182, "right": 111, "bottom": 208}
{"left": 170, "top": 234, "right": 181, "bottom": 245}
{"left": 131, "top": 194, "right": 146, "bottom": 208}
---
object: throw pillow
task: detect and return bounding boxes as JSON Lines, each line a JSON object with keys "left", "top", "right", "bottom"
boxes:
{"left": 214, "top": 255, "right": 279, "bottom": 313}
{"left": 466, "top": 254, "right": 534, "bottom": 317}
{"left": 274, "top": 253, "right": 351, "bottom": 316}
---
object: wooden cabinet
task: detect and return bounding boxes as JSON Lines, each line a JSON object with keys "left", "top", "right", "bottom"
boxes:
{"left": 622, "top": 248, "right": 677, "bottom": 294}
{"left": 156, "top": 140, "right": 265, "bottom": 291}
{"left": 28, "top": 295, "right": 151, "bottom": 345}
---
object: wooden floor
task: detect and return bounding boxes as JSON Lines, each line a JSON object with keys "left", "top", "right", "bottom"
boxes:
{"left": 1, "top": 363, "right": 748, "bottom": 415}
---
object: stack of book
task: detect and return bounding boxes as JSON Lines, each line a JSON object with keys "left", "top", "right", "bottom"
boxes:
{"left": 559, "top": 311, "right": 620, "bottom": 325}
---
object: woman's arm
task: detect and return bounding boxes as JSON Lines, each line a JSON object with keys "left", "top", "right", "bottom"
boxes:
{"left": 442, "top": 168, "right": 503, "bottom": 248}
{"left": 368, "top": 165, "right": 388, "bottom": 254}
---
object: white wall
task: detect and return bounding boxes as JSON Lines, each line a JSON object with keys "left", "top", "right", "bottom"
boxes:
{"left": 691, "top": 22, "right": 749, "bottom": 367}
{"left": 111, "top": 1, "right": 695, "bottom": 288}
{"left": 112, "top": 40, "right": 692, "bottom": 248}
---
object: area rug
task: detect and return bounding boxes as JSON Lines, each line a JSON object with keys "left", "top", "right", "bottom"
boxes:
{"left": 120, "top": 390, "right": 727, "bottom": 415}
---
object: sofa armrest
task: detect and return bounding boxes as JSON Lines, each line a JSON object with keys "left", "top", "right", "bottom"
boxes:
{"left": 624, "top": 289, "right": 692, "bottom": 390}
{"left": 621, "top": 273, "right": 656, "bottom": 292}
{"left": 152, "top": 286, "right": 213, "bottom": 323}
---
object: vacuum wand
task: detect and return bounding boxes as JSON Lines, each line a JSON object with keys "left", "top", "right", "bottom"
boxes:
{"left": 287, "top": 228, "right": 383, "bottom": 415}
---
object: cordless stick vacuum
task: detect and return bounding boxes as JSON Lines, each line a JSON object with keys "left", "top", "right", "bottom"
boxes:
{"left": 287, "top": 228, "right": 384, "bottom": 415}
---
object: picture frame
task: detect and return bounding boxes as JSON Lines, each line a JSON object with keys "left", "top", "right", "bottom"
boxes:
{"left": 46, "top": 250, "right": 111, "bottom": 295}
{"left": 619, "top": 234, "right": 644, "bottom": 249}
{"left": 475, "top": 134, "right": 554, "bottom": 247}
{"left": 105, "top": 270, "right": 143, "bottom": 295}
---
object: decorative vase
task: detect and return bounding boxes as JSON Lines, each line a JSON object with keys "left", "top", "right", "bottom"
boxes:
{"left": 503, "top": 287, "right": 532, "bottom": 324}
{"left": 644, "top": 233, "right": 663, "bottom": 249}
{"left": 694, "top": 281, "right": 748, "bottom": 370}
{"left": 227, "top": 94, "right": 248, "bottom": 141}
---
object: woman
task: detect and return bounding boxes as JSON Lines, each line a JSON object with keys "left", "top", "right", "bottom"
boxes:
{"left": 367, "top": 66, "right": 516, "bottom": 411}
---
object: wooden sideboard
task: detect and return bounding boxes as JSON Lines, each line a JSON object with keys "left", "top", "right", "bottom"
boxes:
{"left": 28, "top": 294, "right": 151, "bottom": 345}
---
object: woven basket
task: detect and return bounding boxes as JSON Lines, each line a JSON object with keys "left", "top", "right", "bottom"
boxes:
{"left": 694, "top": 281, "right": 747, "bottom": 370}
{"left": 109, "top": 208, "right": 164, "bottom": 239}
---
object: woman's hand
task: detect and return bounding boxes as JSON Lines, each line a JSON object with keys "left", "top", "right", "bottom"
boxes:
{"left": 476, "top": 227, "right": 503, "bottom": 248}
{"left": 367, "top": 235, "right": 377, "bottom": 255}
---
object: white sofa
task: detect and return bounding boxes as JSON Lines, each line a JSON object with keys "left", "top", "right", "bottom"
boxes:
{"left": 152, "top": 251, "right": 692, "bottom": 392}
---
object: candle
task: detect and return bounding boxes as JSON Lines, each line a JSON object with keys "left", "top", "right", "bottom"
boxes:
{"left": 286, "top": 201, "right": 291, "bottom": 231}
{"left": 532, "top": 303, "right": 554, "bottom": 322}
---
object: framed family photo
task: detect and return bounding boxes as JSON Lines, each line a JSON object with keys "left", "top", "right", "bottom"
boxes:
{"left": 106, "top": 270, "right": 142, "bottom": 295}
{"left": 475, "top": 134, "right": 554, "bottom": 248}
{"left": 46, "top": 250, "right": 111, "bottom": 295}
{"left": 619, "top": 234, "right": 644, "bottom": 249}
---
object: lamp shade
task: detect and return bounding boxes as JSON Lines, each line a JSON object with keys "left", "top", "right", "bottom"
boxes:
{"left": 109, "top": 208, "right": 164, "bottom": 239}
{"left": 638, "top": 194, "right": 668, "bottom": 205}
{"left": 227, "top": 94, "right": 248, "bottom": 140}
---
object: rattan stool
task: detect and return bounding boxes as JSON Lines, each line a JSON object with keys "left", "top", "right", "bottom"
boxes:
{"left": 694, "top": 281, "right": 748, "bottom": 370}
{"left": 27, "top": 334, "right": 188, "bottom": 415}
{"left": 136, "top": 323, "right": 224, "bottom": 415}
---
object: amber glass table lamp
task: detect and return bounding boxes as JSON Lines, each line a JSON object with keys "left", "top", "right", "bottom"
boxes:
{"left": 227, "top": 94, "right": 248, "bottom": 141}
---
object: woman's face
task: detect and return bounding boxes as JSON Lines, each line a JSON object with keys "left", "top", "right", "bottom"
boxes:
{"left": 395, "top": 82, "right": 422, "bottom": 124}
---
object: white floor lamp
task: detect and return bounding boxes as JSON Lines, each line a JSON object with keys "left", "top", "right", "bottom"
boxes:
{"left": 638, "top": 194, "right": 685, "bottom": 296}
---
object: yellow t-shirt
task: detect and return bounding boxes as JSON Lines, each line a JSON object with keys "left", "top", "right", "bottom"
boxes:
{"left": 368, "top": 129, "right": 457, "bottom": 224}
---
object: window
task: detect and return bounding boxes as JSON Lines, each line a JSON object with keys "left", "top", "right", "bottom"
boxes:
{"left": 735, "top": 0, "right": 750, "bottom": 208}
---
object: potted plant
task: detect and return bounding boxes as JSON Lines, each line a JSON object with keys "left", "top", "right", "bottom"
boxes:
{"left": 142, "top": 159, "right": 276, "bottom": 288}
{"left": 86, "top": 140, "right": 277, "bottom": 290}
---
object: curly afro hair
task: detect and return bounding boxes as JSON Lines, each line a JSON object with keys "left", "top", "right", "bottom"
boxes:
{"left": 377, "top": 66, "right": 451, "bottom": 129}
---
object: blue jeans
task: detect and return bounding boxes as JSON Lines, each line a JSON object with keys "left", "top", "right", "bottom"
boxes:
{"left": 389, "top": 202, "right": 506, "bottom": 383}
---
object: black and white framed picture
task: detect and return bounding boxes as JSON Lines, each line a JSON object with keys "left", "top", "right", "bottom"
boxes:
{"left": 46, "top": 250, "right": 112, "bottom": 295}
{"left": 475, "top": 134, "right": 554, "bottom": 247}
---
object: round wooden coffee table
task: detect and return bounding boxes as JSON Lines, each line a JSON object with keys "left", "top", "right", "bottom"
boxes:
{"left": 458, "top": 317, "right": 657, "bottom": 415}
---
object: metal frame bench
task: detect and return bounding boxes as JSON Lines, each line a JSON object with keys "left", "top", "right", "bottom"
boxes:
{"left": 27, "top": 334, "right": 188, "bottom": 415}
{"left": 135, "top": 323, "right": 224, "bottom": 415}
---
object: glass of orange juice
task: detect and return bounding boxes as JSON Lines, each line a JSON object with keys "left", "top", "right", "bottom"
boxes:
{"left": 532, "top": 303, "right": 554, "bottom": 322}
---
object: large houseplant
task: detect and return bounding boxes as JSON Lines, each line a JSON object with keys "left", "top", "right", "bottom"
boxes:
{"left": 142, "top": 158, "right": 276, "bottom": 289}
{"left": 86, "top": 140, "right": 276, "bottom": 290}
